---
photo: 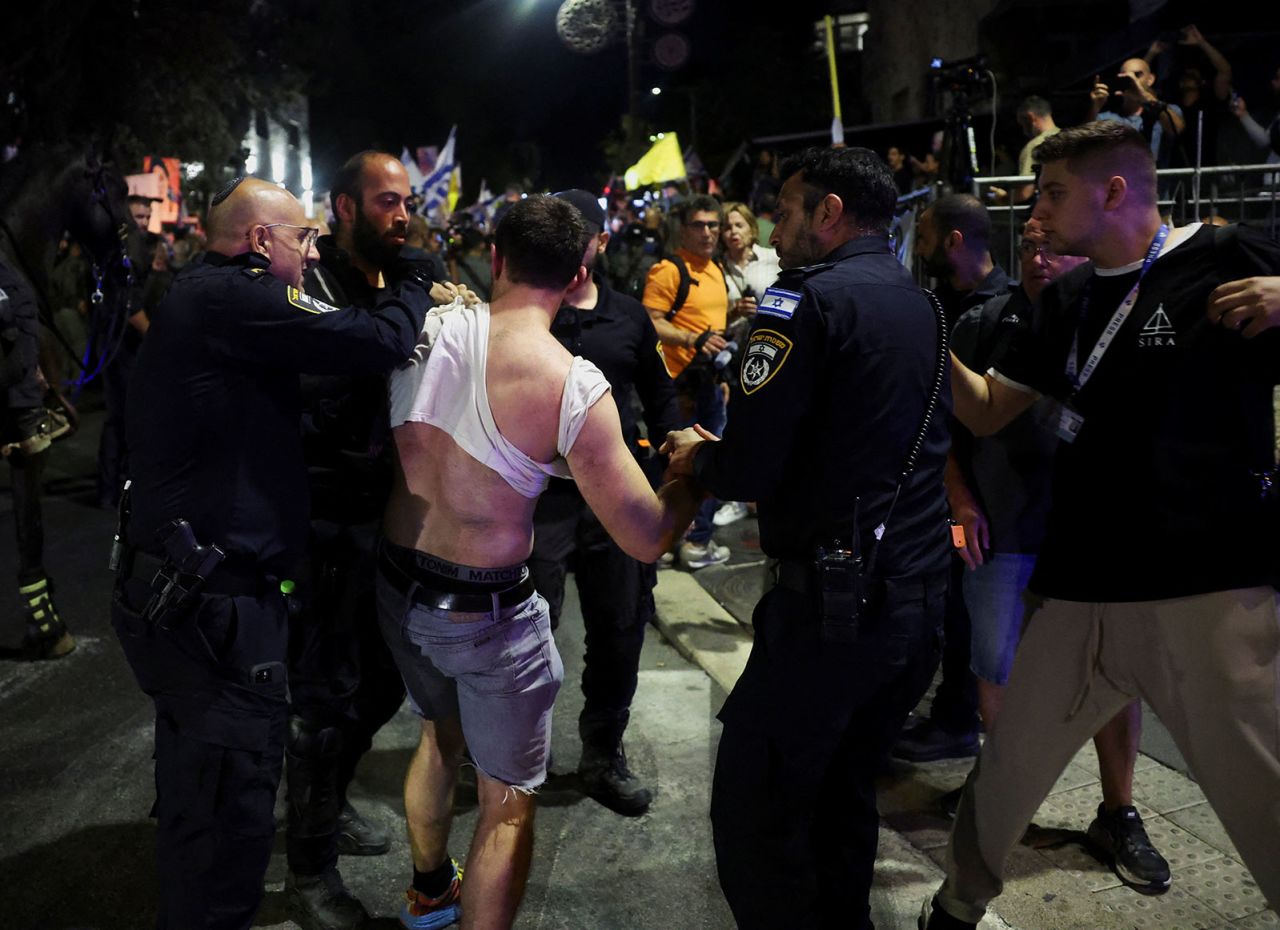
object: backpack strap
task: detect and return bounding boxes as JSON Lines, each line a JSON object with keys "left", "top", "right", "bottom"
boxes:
{"left": 662, "top": 253, "right": 695, "bottom": 321}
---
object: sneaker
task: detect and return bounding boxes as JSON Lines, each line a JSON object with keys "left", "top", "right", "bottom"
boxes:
{"left": 337, "top": 800, "right": 391, "bottom": 856}
{"left": 401, "top": 859, "right": 463, "bottom": 930}
{"left": 679, "top": 540, "right": 730, "bottom": 570}
{"left": 712, "top": 501, "right": 750, "bottom": 526}
{"left": 891, "top": 716, "right": 980, "bottom": 763}
{"left": 287, "top": 867, "right": 369, "bottom": 930}
{"left": 918, "top": 895, "right": 978, "bottom": 930}
{"left": 1086, "top": 803, "right": 1171, "bottom": 889}
{"left": 657, "top": 550, "right": 676, "bottom": 569}
{"left": 579, "top": 744, "right": 653, "bottom": 816}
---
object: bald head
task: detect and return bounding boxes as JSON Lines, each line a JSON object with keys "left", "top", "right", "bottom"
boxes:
{"left": 207, "top": 178, "right": 318, "bottom": 289}
{"left": 207, "top": 178, "right": 307, "bottom": 253}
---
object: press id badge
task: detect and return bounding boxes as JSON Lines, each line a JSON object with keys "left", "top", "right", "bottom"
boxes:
{"left": 1055, "top": 402, "right": 1085, "bottom": 443}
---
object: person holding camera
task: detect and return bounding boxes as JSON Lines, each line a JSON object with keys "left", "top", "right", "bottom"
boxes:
{"left": 109, "top": 176, "right": 437, "bottom": 930}
{"left": 663, "top": 146, "right": 952, "bottom": 930}
{"left": 643, "top": 194, "right": 733, "bottom": 569}
{"left": 1088, "top": 57, "right": 1185, "bottom": 167}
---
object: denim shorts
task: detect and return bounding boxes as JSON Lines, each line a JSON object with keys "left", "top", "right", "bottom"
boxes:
{"left": 962, "top": 552, "right": 1038, "bottom": 686}
{"left": 376, "top": 566, "right": 564, "bottom": 790}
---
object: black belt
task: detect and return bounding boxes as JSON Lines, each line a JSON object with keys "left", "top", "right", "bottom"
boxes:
{"left": 125, "top": 549, "right": 271, "bottom": 598}
{"left": 772, "top": 559, "right": 948, "bottom": 600}
{"left": 379, "top": 551, "right": 536, "bottom": 613}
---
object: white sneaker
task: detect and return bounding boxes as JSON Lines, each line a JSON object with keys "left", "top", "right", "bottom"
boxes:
{"left": 679, "top": 540, "right": 730, "bottom": 570}
{"left": 712, "top": 501, "right": 750, "bottom": 526}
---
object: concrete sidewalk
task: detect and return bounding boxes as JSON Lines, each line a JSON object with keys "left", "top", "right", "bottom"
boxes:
{"left": 651, "top": 518, "right": 1278, "bottom": 930}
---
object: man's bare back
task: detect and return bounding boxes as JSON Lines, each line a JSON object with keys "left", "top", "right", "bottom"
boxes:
{"left": 384, "top": 311, "right": 579, "bottom": 567}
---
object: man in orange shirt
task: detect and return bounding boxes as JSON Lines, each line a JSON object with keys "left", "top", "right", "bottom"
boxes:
{"left": 643, "top": 195, "right": 731, "bottom": 568}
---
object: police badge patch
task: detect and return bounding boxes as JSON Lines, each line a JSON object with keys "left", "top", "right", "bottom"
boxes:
{"left": 741, "top": 328, "right": 793, "bottom": 395}
{"left": 286, "top": 286, "right": 339, "bottom": 315}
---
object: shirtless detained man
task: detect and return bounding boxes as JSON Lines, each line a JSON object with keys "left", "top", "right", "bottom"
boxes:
{"left": 376, "top": 195, "right": 702, "bottom": 930}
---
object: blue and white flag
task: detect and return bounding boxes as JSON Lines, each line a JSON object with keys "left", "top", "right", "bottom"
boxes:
{"left": 400, "top": 147, "right": 426, "bottom": 195}
{"left": 420, "top": 126, "right": 457, "bottom": 219}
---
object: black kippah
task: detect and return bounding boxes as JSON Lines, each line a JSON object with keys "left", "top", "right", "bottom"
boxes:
{"left": 211, "top": 176, "right": 246, "bottom": 207}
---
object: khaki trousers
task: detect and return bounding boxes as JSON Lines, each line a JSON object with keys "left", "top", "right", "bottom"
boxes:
{"left": 938, "top": 587, "right": 1280, "bottom": 922}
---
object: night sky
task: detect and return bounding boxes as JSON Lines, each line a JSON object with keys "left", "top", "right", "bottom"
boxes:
{"left": 306, "top": 0, "right": 833, "bottom": 200}
{"left": 309, "top": 0, "right": 672, "bottom": 198}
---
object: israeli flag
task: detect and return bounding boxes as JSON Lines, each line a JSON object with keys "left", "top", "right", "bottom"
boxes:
{"left": 420, "top": 125, "right": 457, "bottom": 217}
{"left": 758, "top": 287, "right": 802, "bottom": 320}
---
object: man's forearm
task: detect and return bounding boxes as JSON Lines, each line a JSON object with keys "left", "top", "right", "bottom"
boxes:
{"left": 655, "top": 477, "right": 704, "bottom": 553}
{"left": 649, "top": 313, "right": 696, "bottom": 349}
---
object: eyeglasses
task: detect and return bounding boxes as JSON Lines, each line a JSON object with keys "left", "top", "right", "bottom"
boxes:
{"left": 1018, "top": 240, "right": 1059, "bottom": 262}
{"left": 685, "top": 220, "right": 721, "bottom": 232}
{"left": 251, "top": 223, "right": 320, "bottom": 252}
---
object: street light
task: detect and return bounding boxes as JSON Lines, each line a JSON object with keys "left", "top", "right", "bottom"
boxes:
{"left": 651, "top": 86, "right": 662, "bottom": 96}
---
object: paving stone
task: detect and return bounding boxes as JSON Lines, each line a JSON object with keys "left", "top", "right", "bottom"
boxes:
{"left": 1139, "top": 810, "right": 1225, "bottom": 873}
{"left": 1093, "top": 883, "right": 1229, "bottom": 929}
{"left": 1132, "top": 761, "right": 1209, "bottom": 814}
{"left": 1233, "top": 906, "right": 1280, "bottom": 929}
{"left": 1047, "top": 760, "right": 1100, "bottom": 797}
{"left": 1176, "top": 857, "right": 1270, "bottom": 921}
{"left": 1029, "top": 783, "right": 1104, "bottom": 831}
{"left": 1166, "top": 801, "right": 1241, "bottom": 860}
{"left": 1033, "top": 837, "right": 1123, "bottom": 893}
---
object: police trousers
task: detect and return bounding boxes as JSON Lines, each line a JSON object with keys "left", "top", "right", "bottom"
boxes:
{"left": 711, "top": 574, "right": 946, "bottom": 930}
{"left": 937, "top": 588, "right": 1280, "bottom": 922}
{"left": 286, "top": 519, "right": 405, "bottom": 875}
{"left": 529, "top": 489, "right": 657, "bottom": 748}
{"left": 112, "top": 577, "right": 289, "bottom": 930}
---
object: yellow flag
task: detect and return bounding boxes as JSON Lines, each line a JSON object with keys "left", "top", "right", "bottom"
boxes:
{"left": 624, "top": 133, "right": 685, "bottom": 189}
{"left": 447, "top": 165, "right": 461, "bottom": 213}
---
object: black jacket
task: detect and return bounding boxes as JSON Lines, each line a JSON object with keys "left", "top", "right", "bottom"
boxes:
{"left": 126, "top": 250, "right": 430, "bottom": 572}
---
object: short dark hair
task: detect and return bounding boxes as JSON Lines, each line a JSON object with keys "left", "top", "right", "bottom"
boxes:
{"left": 329, "top": 150, "right": 392, "bottom": 220}
{"left": 1019, "top": 95, "right": 1052, "bottom": 118}
{"left": 778, "top": 146, "right": 896, "bottom": 234}
{"left": 493, "top": 195, "right": 589, "bottom": 291}
{"left": 1033, "top": 121, "right": 1155, "bottom": 199}
{"left": 127, "top": 194, "right": 153, "bottom": 207}
{"left": 926, "top": 193, "right": 991, "bottom": 249}
{"left": 678, "top": 194, "right": 723, "bottom": 224}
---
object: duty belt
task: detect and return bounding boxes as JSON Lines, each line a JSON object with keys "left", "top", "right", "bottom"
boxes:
{"left": 379, "top": 549, "right": 536, "bottom": 613}
{"left": 124, "top": 549, "right": 270, "bottom": 598}
{"left": 770, "top": 559, "right": 948, "bottom": 600}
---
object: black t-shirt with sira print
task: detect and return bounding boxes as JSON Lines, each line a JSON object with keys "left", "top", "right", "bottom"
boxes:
{"left": 992, "top": 223, "right": 1280, "bottom": 601}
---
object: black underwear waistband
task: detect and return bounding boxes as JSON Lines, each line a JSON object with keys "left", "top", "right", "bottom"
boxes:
{"left": 378, "top": 538, "right": 527, "bottom": 595}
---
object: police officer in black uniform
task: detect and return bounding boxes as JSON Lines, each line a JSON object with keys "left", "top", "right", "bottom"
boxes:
{"left": 110, "top": 176, "right": 435, "bottom": 930}
{"left": 530, "top": 190, "right": 680, "bottom": 815}
{"left": 663, "top": 147, "right": 952, "bottom": 930}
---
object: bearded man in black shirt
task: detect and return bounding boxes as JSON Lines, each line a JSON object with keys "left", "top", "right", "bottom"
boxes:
{"left": 921, "top": 121, "right": 1280, "bottom": 929}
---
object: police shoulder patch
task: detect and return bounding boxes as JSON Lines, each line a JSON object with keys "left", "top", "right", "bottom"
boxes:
{"left": 740, "top": 328, "right": 793, "bottom": 395}
{"left": 286, "top": 286, "right": 339, "bottom": 315}
{"left": 242, "top": 266, "right": 267, "bottom": 278}
{"left": 757, "top": 286, "right": 802, "bottom": 320}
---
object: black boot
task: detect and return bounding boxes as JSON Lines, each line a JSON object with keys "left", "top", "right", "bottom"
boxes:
{"left": 286, "top": 866, "right": 368, "bottom": 930}
{"left": 287, "top": 718, "right": 343, "bottom": 875}
{"left": 336, "top": 800, "right": 390, "bottom": 856}
{"left": 578, "top": 714, "right": 653, "bottom": 817}
{"left": 20, "top": 575, "right": 75, "bottom": 660}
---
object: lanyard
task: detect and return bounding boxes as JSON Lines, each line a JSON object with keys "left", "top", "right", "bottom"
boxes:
{"left": 1066, "top": 224, "right": 1168, "bottom": 392}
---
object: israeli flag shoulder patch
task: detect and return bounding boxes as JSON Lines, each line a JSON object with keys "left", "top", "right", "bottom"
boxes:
{"left": 757, "top": 287, "right": 802, "bottom": 320}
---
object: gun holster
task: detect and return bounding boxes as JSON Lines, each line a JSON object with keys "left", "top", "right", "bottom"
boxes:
{"left": 140, "top": 519, "right": 226, "bottom": 629}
